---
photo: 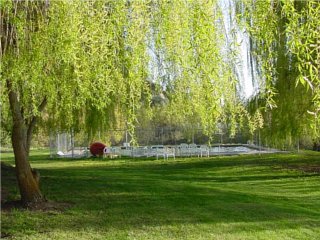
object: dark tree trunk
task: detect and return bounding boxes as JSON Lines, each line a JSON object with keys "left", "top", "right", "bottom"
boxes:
{"left": 11, "top": 117, "right": 43, "bottom": 205}
{"left": 3, "top": 1, "right": 50, "bottom": 206}
{"left": 7, "top": 81, "right": 45, "bottom": 206}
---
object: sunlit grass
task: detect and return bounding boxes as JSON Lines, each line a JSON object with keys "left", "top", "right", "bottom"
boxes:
{"left": 1, "top": 150, "right": 320, "bottom": 239}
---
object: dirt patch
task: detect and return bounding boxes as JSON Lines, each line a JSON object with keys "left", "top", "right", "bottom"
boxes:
{"left": 285, "top": 165, "right": 320, "bottom": 174}
{"left": 1, "top": 199, "right": 73, "bottom": 212}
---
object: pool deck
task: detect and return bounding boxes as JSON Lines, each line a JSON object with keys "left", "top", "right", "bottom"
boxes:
{"left": 56, "top": 144, "right": 282, "bottom": 159}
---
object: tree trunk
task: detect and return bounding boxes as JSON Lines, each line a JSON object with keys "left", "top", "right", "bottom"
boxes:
{"left": 7, "top": 81, "right": 45, "bottom": 206}
{"left": 12, "top": 119, "right": 44, "bottom": 206}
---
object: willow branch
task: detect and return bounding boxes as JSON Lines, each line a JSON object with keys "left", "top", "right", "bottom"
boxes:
{"left": 26, "top": 97, "right": 48, "bottom": 152}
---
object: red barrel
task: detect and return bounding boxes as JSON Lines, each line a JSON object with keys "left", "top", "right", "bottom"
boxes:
{"left": 89, "top": 142, "right": 106, "bottom": 157}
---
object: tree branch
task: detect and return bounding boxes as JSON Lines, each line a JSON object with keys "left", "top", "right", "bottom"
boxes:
{"left": 6, "top": 80, "right": 23, "bottom": 124}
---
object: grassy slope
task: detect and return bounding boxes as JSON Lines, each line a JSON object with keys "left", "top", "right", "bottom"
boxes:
{"left": 1, "top": 150, "right": 320, "bottom": 240}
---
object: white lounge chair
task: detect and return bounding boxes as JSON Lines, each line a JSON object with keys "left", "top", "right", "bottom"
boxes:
{"left": 147, "top": 145, "right": 175, "bottom": 160}
{"left": 178, "top": 143, "right": 189, "bottom": 157}
{"left": 198, "top": 145, "right": 209, "bottom": 157}
{"left": 188, "top": 143, "right": 198, "bottom": 157}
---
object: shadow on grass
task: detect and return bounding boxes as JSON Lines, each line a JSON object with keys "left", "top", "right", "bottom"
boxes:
{"left": 2, "top": 153, "right": 320, "bottom": 236}
{"left": 34, "top": 156, "right": 320, "bottom": 231}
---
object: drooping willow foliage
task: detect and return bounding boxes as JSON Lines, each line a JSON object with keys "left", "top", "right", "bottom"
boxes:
{"left": 147, "top": 0, "right": 248, "bottom": 141}
{"left": 237, "top": 0, "right": 320, "bottom": 148}
{"left": 2, "top": 0, "right": 254, "bottom": 145}
{"left": 283, "top": 1, "right": 320, "bottom": 137}
{"left": 4, "top": 0, "right": 319, "bottom": 148}
{"left": 1, "top": 0, "right": 152, "bottom": 143}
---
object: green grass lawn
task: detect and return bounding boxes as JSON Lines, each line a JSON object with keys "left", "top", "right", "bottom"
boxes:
{"left": 1, "top": 150, "right": 320, "bottom": 240}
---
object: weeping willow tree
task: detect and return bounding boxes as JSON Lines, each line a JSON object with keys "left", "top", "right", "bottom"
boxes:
{"left": 283, "top": 1, "right": 320, "bottom": 148}
{"left": 238, "top": 0, "right": 320, "bottom": 149}
{"left": 78, "top": 1, "right": 152, "bottom": 143}
{"left": 1, "top": 0, "right": 262, "bottom": 206}
{"left": 147, "top": 0, "right": 246, "bottom": 142}
{"left": 0, "top": 0, "right": 152, "bottom": 206}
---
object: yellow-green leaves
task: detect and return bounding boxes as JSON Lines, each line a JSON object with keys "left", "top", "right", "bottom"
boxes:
{"left": 6, "top": 0, "right": 304, "bottom": 145}
{"left": 148, "top": 0, "right": 241, "bottom": 140}
{"left": 238, "top": 0, "right": 320, "bottom": 147}
{"left": 2, "top": 0, "right": 154, "bottom": 139}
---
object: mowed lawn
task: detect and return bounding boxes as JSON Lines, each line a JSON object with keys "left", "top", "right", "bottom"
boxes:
{"left": 1, "top": 150, "right": 320, "bottom": 240}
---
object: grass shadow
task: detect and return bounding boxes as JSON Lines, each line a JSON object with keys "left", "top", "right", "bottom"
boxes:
{"left": 2, "top": 152, "right": 320, "bottom": 238}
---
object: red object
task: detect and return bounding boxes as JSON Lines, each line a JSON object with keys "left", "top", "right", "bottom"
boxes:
{"left": 90, "top": 142, "right": 106, "bottom": 157}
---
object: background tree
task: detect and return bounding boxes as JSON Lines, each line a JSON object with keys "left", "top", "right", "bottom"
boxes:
{"left": 238, "top": 0, "right": 320, "bottom": 149}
